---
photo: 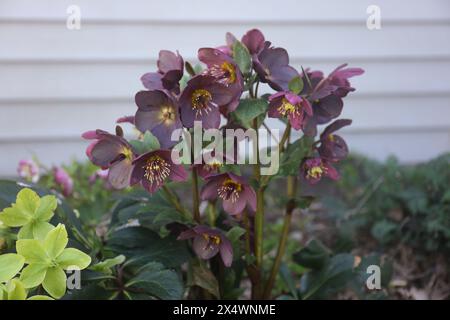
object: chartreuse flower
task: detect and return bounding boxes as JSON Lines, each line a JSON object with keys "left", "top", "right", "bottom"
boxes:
{"left": 16, "top": 223, "right": 91, "bottom": 299}
{"left": 0, "top": 278, "right": 53, "bottom": 300}
{"left": 0, "top": 253, "right": 25, "bottom": 283}
{"left": 0, "top": 188, "right": 56, "bottom": 240}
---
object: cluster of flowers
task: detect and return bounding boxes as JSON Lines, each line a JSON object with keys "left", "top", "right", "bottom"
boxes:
{"left": 77, "top": 29, "right": 363, "bottom": 267}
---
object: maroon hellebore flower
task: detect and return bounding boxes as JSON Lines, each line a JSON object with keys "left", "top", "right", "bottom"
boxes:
{"left": 192, "top": 149, "right": 235, "bottom": 179}
{"left": 198, "top": 48, "right": 244, "bottom": 113}
{"left": 178, "top": 225, "right": 233, "bottom": 267}
{"left": 241, "top": 28, "right": 265, "bottom": 55}
{"left": 82, "top": 129, "right": 135, "bottom": 189}
{"left": 318, "top": 119, "right": 352, "bottom": 162}
{"left": 201, "top": 172, "right": 256, "bottom": 215}
{"left": 141, "top": 50, "right": 184, "bottom": 93}
{"left": 253, "top": 43, "right": 299, "bottom": 91}
{"left": 53, "top": 167, "right": 73, "bottom": 197}
{"left": 302, "top": 94, "right": 344, "bottom": 136}
{"left": 130, "top": 149, "right": 187, "bottom": 193}
{"left": 301, "top": 157, "right": 339, "bottom": 185}
{"left": 134, "top": 90, "right": 182, "bottom": 148}
{"left": 268, "top": 91, "right": 313, "bottom": 130}
{"left": 327, "top": 64, "right": 365, "bottom": 98}
{"left": 179, "top": 75, "right": 234, "bottom": 129}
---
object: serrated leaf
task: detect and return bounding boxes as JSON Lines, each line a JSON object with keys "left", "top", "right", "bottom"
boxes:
{"left": 126, "top": 262, "right": 183, "bottom": 299}
{"left": 232, "top": 99, "right": 268, "bottom": 126}
{"left": 188, "top": 260, "right": 220, "bottom": 298}
{"left": 293, "top": 239, "right": 331, "bottom": 269}
{"left": 232, "top": 41, "right": 251, "bottom": 75}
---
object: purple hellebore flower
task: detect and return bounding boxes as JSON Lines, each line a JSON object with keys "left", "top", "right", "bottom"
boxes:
{"left": 318, "top": 119, "right": 352, "bottom": 162}
{"left": 327, "top": 64, "right": 365, "bottom": 98}
{"left": 301, "top": 157, "right": 339, "bottom": 185}
{"left": 201, "top": 172, "right": 256, "bottom": 215}
{"left": 253, "top": 43, "right": 299, "bottom": 91}
{"left": 179, "top": 75, "right": 234, "bottom": 129}
{"left": 53, "top": 167, "right": 73, "bottom": 197}
{"left": 198, "top": 48, "right": 244, "bottom": 113}
{"left": 116, "top": 115, "right": 135, "bottom": 125}
{"left": 130, "top": 149, "right": 188, "bottom": 193}
{"left": 302, "top": 94, "right": 344, "bottom": 136}
{"left": 268, "top": 91, "right": 313, "bottom": 131}
{"left": 241, "top": 28, "right": 265, "bottom": 55}
{"left": 192, "top": 149, "right": 236, "bottom": 179}
{"left": 17, "top": 159, "right": 39, "bottom": 183}
{"left": 134, "top": 90, "right": 182, "bottom": 148}
{"left": 177, "top": 225, "right": 233, "bottom": 267}
{"left": 141, "top": 50, "right": 184, "bottom": 93}
{"left": 82, "top": 129, "right": 135, "bottom": 189}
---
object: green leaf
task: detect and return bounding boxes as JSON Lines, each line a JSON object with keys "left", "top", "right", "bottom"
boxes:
{"left": 56, "top": 248, "right": 91, "bottom": 270}
{"left": 20, "top": 264, "right": 48, "bottom": 288}
{"left": 34, "top": 195, "right": 57, "bottom": 221}
{"left": 107, "top": 227, "right": 189, "bottom": 268}
{"left": 31, "top": 221, "right": 54, "bottom": 240}
{"left": 226, "top": 226, "right": 246, "bottom": 243}
{"left": 6, "top": 279, "right": 27, "bottom": 300}
{"left": 232, "top": 99, "right": 269, "bottom": 125}
{"left": 279, "top": 136, "right": 314, "bottom": 176}
{"left": 42, "top": 267, "right": 66, "bottom": 299}
{"left": 90, "top": 255, "right": 125, "bottom": 274}
{"left": 300, "top": 253, "right": 355, "bottom": 300}
{"left": 27, "top": 295, "right": 54, "bottom": 300}
{"left": 279, "top": 263, "right": 299, "bottom": 299}
{"left": 15, "top": 188, "right": 40, "bottom": 217}
{"left": 188, "top": 260, "right": 220, "bottom": 298}
{"left": 16, "top": 239, "right": 50, "bottom": 264}
{"left": 129, "top": 131, "right": 161, "bottom": 154}
{"left": 232, "top": 41, "right": 251, "bottom": 75}
{"left": 293, "top": 239, "right": 331, "bottom": 269}
{"left": 288, "top": 76, "right": 304, "bottom": 94}
{"left": 126, "top": 262, "right": 183, "bottom": 300}
{"left": 0, "top": 206, "right": 30, "bottom": 227}
{"left": 17, "top": 223, "right": 33, "bottom": 239}
{"left": 44, "top": 224, "right": 68, "bottom": 259}
{"left": 0, "top": 254, "right": 25, "bottom": 282}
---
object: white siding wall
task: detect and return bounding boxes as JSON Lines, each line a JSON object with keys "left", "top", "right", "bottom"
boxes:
{"left": 1, "top": 0, "right": 449, "bottom": 176}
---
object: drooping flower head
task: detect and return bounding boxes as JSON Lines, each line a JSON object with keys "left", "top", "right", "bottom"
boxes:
{"left": 82, "top": 129, "right": 135, "bottom": 189}
{"left": 17, "top": 160, "right": 39, "bottom": 183}
{"left": 268, "top": 91, "right": 313, "bottom": 130}
{"left": 301, "top": 157, "right": 339, "bottom": 185}
{"left": 201, "top": 172, "right": 256, "bottom": 215}
{"left": 53, "top": 167, "right": 73, "bottom": 197}
{"left": 318, "top": 119, "right": 352, "bottom": 162}
{"left": 198, "top": 48, "right": 244, "bottom": 113}
{"left": 177, "top": 225, "right": 233, "bottom": 267}
{"left": 134, "top": 90, "right": 182, "bottom": 148}
{"left": 253, "top": 43, "right": 299, "bottom": 91}
{"left": 192, "top": 149, "right": 236, "bottom": 179}
{"left": 241, "top": 28, "right": 265, "bottom": 55}
{"left": 141, "top": 50, "right": 184, "bottom": 93}
{"left": 303, "top": 94, "right": 344, "bottom": 136}
{"left": 179, "top": 75, "right": 234, "bottom": 129}
{"left": 130, "top": 150, "right": 188, "bottom": 193}
{"left": 327, "top": 64, "right": 365, "bottom": 97}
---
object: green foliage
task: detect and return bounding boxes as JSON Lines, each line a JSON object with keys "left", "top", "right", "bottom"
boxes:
{"left": 129, "top": 131, "right": 161, "bottom": 154}
{"left": 288, "top": 76, "right": 304, "bottom": 94}
{"left": 232, "top": 41, "right": 252, "bottom": 75}
{"left": 232, "top": 98, "right": 269, "bottom": 128}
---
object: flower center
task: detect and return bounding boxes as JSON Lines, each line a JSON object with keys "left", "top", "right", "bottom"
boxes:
{"left": 160, "top": 105, "right": 176, "bottom": 124}
{"left": 143, "top": 155, "right": 171, "bottom": 185}
{"left": 204, "top": 159, "right": 223, "bottom": 172}
{"left": 217, "top": 178, "right": 242, "bottom": 203}
{"left": 277, "top": 98, "right": 300, "bottom": 117}
{"left": 122, "top": 147, "right": 134, "bottom": 161}
{"left": 202, "top": 233, "right": 221, "bottom": 246}
{"left": 191, "top": 89, "right": 213, "bottom": 115}
{"left": 328, "top": 134, "right": 335, "bottom": 142}
{"left": 204, "top": 62, "right": 236, "bottom": 85}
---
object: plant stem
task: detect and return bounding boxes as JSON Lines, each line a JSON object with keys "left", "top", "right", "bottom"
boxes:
{"left": 263, "top": 176, "right": 297, "bottom": 298}
{"left": 192, "top": 166, "right": 201, "bottom": 223}
{"left": 207, "top": 201, "right": 217, "bottom": 227}
{"left": 162, "top": 185, "right": 189, "bottom": 218}
{"left": 262, "top": 124, "right": 295, "bottom": 298}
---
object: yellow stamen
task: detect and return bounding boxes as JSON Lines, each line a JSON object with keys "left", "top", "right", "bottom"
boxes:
{"left": 218, "top": 178, "right": 242, "bottom": 203}
{"left": 221, "top": 62, "right": 236, "bottom": 84}
{"left": 159, "top": 105, "right": 176, "bottom": 124}
{"left": 191, "top": 89, "right": 212, "bottom": 113}
{"left": 143, "top": 155, "right": 171, "bottom": 185}
{"left": 277, "top": 98, "right": 300, "bottom": 117}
